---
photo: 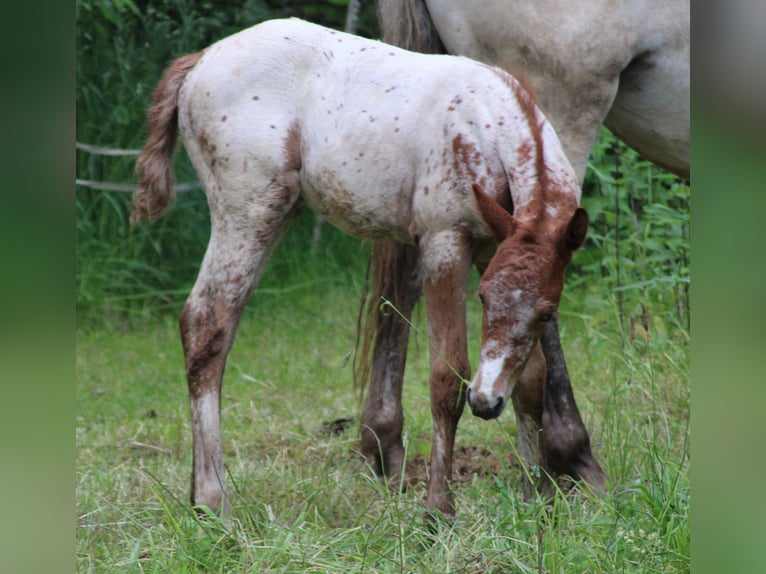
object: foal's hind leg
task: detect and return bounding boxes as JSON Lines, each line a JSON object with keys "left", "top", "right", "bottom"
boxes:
{"left": 180, "top": 186, "right": 299, "bottom": 515}
{"left": 359, "top": 242, "right": 421, "bottom": 484}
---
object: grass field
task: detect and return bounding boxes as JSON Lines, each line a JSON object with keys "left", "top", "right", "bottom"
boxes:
{"left": 76, "top": 271, "right": 689, "bottom": 573}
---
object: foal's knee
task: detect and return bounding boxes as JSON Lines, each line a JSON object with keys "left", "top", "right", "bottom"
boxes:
{"left": 429, "top": 360, "right": 469, "bottom": 418}
{"left": 180, "top": 300, "right": 229, "bottom": 396}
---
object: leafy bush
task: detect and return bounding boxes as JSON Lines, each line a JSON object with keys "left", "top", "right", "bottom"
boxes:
{"left": 574, "top": 129, "right": 690, "bottom": 336}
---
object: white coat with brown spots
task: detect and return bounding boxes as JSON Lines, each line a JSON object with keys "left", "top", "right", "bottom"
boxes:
{"left": 133, "top": 18, "right": 588, "bottom": 517}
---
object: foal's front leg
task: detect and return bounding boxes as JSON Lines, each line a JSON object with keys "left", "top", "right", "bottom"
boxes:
{"left": 420, "top": 231, "right": 472, "bottom": 515}
{"left": 510, "top": 342, "right": 548, "bottom": 501}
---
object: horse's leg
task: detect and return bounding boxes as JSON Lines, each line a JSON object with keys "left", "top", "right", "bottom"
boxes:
{"left": 420, "top": 231, "right": 471, "bottom": 515}
{"left": 180, "top": 182, "right": 299, "bottom": 515}
{"left": 509, "top": 342, "right": 551, "bottom": 500}
{"left": 359, "top": 242, "right": 421, "bottom": 483}
{"left": 540, "top": 317, "right": 606, "bottom": 491}
{"left": 522, "top": 64, "right": 613, "bottom": 492}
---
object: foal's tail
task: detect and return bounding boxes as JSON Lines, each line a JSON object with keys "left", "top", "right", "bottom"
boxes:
{"left": 354, "top": 241, "right": 420, "bottom": 396}
{"left": 131, "top": 51, "right": 204, "bottom": 225}
{"left": 377, "top": 0, "right": 445, "bottom": 53}
{"left": 352, "top": 0, "right": 440, "bottom": 395}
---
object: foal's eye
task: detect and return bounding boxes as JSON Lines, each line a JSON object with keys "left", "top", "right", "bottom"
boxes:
{"left": 539, "top": 312, "right": 553, "bottom": 324}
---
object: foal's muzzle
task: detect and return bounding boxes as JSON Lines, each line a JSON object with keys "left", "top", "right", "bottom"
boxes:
{"left": 466, "top": 387, "right": 506, "bottom": 420}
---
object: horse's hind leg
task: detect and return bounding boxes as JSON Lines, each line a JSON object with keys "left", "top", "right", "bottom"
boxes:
{"left": 359, "top": 242, "right": 421, "bottom": 484}
{"left": 540, "top": 317, "right": 606, "bottom": 492}
{"left": 180, "top": 182, "right": 299, "bottom": 515}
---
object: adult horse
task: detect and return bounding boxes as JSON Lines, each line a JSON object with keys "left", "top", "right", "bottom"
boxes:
{"left": 361, "top": 0, "right": 690, "bottom": 496}
{"left": 378, "top": 0, "right": 690, "bottom": 182}
{"left": 133, "top": 18, "right": 589, "bottom": 516}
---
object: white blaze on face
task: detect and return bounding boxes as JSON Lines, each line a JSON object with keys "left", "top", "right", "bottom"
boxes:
{"left": 472, "top": 349, "right": 508, "bottom": 399}
{"left": 470, "top": 334, "right": 535, "bottom": 404}
{"left": 469, "top": 286, "right": 540, "bottom": 406}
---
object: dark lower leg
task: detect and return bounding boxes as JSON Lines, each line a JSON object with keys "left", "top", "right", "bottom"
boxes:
{"left": 359, "top": 243, "right": 421, "bottom": 482}
{"left": 540, "top": 317, "right": 606, "bottom": 490}
{"left": 426, "top": 377, "right": 466, "bottom": 515}
{"left": 359, "top": 313, "right": 411, "bottom": 481}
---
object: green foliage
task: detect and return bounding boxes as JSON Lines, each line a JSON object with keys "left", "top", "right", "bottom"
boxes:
{"left": 76, "top": 0, "right": 377, "bottom": 324}
{"left": 574, "top": 128, "right": 690, "bottom": 336}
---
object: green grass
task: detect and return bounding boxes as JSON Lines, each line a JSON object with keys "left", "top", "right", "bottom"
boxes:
{"left": 76, "top": 277, "right": 689, "bottom": 573}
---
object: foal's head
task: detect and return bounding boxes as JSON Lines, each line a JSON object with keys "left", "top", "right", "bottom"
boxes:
{"left": 467, "top": 184, "right": 588, "bottom": 420}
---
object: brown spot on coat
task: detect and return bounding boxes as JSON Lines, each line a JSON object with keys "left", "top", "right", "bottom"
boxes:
{"left": 451, "top": 134, "right": 481, "bottom": 181}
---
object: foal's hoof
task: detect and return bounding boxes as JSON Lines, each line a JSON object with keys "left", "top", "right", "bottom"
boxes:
{"left": 420, "top": 501, "right": 458, "bottom": 540}
{"left": 191, "top": 492, "right": 230, "bottom": 519}
{"left": 193, "top": 504, "right": 233, "bottom": 527}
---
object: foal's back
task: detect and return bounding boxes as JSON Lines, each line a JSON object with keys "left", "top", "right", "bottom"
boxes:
{"left": 177, "top": 18, "right": 566, "bottom": 243}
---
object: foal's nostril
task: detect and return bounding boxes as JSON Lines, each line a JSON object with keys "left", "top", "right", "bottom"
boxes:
{"left": 467, "top": 389, "right": 507, "bottom": 420}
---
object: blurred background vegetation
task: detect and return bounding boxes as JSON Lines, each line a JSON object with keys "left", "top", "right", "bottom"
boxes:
{"left": 76, "top": 0, "right": 689, "bottom": 336}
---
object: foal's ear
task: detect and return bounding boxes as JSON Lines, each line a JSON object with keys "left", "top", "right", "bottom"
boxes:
{"left": 561, "top": 207, "right": 589, "bottom": 252}
{"left": 472, "top": 183, "right": 516, "bottom": 243}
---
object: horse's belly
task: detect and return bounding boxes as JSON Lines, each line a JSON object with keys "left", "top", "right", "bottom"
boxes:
{"left": 604, "top": 47, "right": 690, "bottom": 178}
{"left": 300, "top": 169, "right": 412, "bottom": 242}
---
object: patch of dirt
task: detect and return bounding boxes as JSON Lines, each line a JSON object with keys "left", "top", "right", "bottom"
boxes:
{"left": 403, "top": 445, "right": 520, "bottom": 488}
{"left": 319, "top": 418, "right": 519, "bottom": 488}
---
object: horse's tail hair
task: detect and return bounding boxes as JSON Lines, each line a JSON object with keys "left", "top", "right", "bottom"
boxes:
{"left": 131, "top": 51, "right": 204, "bottom": 225}
{"left": 353, "top": 241, "right": 420, "bottom": 398}
{"left": 377, "top": 0, "right": 445, "bottom": 53}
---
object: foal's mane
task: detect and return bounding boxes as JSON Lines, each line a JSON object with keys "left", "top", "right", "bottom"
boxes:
{"left": 489, "top": 66, "right": 554, "bottom": 222}
{"left": 510, "top": 75, "right": 549, "bottom": 190}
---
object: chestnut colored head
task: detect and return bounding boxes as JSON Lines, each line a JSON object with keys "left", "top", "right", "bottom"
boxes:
{"left": 467, "top": 183, "right": 588, "bottom": 419}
